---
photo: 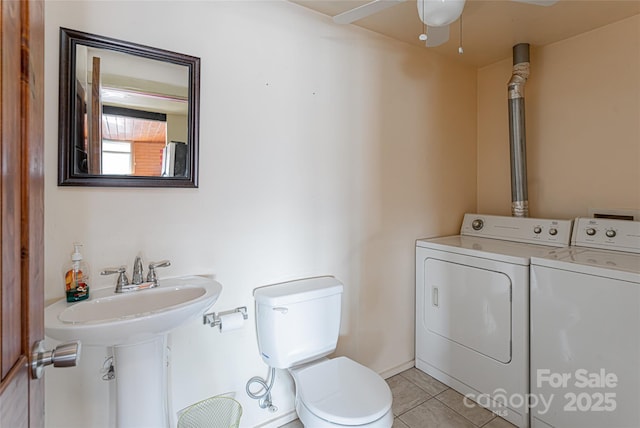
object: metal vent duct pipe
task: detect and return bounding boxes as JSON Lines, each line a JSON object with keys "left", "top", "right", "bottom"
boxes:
{"left": 508, "top": 43, "right": 530, "bottom": 217}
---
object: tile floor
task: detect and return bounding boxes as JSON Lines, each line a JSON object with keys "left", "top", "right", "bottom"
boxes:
{"left": 280, "top": 367, "right": 517, "bottom": 428}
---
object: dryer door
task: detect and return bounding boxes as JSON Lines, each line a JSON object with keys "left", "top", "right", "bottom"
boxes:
{"left": 425, "top": 258, "right": 512, "bottom": 363}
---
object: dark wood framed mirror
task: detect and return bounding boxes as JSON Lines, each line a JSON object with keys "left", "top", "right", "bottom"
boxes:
{"left": 58, "top": 28, "right": 200, "bottom": 187}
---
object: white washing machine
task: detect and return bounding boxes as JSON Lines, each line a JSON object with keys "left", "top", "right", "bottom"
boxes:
{"left": 530, "top": 217, "right": 640, "bottom": 428}
{"left": 416, "top": 214, "right": 573, "bottom": 428}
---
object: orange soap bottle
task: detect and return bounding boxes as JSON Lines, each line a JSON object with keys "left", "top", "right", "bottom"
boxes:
{"left": 64, "top": 243, "right": 90, "bottom": 302}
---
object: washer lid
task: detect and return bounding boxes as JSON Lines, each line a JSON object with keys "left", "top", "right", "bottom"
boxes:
{"left": 532, "top": 247, "right": 640, "bottom": 283}
{"left": 291, "top": 357, "right": 392, "bottom": 425}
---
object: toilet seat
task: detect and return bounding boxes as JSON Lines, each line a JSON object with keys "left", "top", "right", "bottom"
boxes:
{"left": 290, "top": 357, "right": 392, "bottom": 426}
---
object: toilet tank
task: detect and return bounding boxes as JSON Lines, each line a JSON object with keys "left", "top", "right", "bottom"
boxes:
{"left": 254, "top": 276, "right": 343, "bottom": 369}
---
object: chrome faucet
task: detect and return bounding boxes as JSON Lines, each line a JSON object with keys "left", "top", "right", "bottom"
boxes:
{"left": 132, "top": 255, "right": 145, "bottom": 285}
{"left": 101, "top": 256, "right": 171, "bottom": 293}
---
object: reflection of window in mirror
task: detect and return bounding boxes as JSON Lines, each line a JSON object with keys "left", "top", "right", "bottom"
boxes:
{"left": 102, "top": 140, "right": 132, "bottom": 175}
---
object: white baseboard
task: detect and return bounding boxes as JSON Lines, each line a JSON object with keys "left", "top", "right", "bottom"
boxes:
{"left": 379, "top": 359, "right": 415, "bottom": 379}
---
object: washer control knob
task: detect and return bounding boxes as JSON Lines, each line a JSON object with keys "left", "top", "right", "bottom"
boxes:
{"left": 605, "top": 229, "right": 616, "bottom": 238}
{"left": 471, "top": 219, "right": 484, "bottom": 231}
{"left": 548, "top": 228, "right": 558, "bottom": 236}
{"left": 533, "top": 226, "right": 542, "bottom": 234}
{"left": 586, "top": 228, "right": 597, "bottom": 236}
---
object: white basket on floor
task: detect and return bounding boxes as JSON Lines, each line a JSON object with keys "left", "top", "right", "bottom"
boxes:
{"left": 177, "top": 396, "right": 242, "bottom": 428}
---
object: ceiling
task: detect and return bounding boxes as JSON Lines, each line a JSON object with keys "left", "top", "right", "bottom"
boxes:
{"left": 102, "top": 114, "right": 167, "bottom": 143}
{"left": 290, "top": 0, "right": 640, "bottom": 67}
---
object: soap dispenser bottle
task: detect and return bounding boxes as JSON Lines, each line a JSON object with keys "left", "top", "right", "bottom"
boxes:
{"left": 64, "top": 243, "right": 90, "bottom": 302}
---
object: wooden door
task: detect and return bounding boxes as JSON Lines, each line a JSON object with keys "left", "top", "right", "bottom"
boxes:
{"left": 0, "top": 0, "right": 45, "bottom": 426}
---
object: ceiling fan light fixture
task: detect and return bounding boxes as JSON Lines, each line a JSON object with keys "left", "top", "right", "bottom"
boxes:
{"left": 417, "top": 0, "right": 466, "bottom": 27}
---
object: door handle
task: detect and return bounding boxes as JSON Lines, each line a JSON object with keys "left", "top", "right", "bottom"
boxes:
{"left": 31, "top": 340, "right": 81, "bottom": 379}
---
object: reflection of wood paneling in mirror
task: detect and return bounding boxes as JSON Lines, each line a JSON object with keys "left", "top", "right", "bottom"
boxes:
{"left": 133, "top": 141, "right": 165, "bottom": 176}
{"left": 74, "top": 80, "right": 88, "bottom": 173}
{"left": 89, "top": 56, "right": 102, "bottom": 174}
{"left": 58, "top": 28, "right": 200, "bottom": 187}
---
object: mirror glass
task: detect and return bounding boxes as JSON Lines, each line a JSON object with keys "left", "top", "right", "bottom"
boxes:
{"left": 58, "top": 28, "right": 200, "bottom": 187}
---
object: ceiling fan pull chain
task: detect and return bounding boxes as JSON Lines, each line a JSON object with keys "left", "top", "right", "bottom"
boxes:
{"left": 458, "top": 13, "right": 464, "bottom": 54}
{"left": 419, "top": 0, "right": 428, "bottom": 41}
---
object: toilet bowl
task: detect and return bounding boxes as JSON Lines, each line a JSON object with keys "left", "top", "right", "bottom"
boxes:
{"left": 290, "top": 357, "right": 393, "bottom": 427}
{"left": 253, "top": 276, "right": 393, "bottom": 428}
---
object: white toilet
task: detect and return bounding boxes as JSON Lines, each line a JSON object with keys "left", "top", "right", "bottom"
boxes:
{"left": 254, "top": 276, "right": 393, "bottom": 428}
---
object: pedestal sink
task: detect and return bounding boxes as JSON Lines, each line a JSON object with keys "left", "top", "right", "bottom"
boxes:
{"left": 45, "top": 275, "right": 222, "bottom": 428}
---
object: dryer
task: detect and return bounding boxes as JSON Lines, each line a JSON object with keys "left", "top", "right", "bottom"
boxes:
{"left": 416, "top": 214, "right": 573, "bottom": 428}
{"left": 530, "top": 217, "right": 640, "bottom": 428}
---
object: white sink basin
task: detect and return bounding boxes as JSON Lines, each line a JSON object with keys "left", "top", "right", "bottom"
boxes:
{"left": 45, "top": 275, "right": 222, "bottom": 346}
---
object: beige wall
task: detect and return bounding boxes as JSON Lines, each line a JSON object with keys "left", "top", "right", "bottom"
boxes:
{"left": 478, "top": 15, "right": 640, "bottom": 219}
{"left": 44, "top": 1, "right": 476, "bottom": 427}
{"left": 167, "top": 112, "right": 188, "bottom": 145}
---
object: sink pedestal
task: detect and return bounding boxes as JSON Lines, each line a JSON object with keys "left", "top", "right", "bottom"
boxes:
{"left": 114, "top": 335, "right": 169, "bottom": 428}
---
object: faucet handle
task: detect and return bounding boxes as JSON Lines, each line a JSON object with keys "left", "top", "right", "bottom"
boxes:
{"left": 146, "top": 260, "right": 171, "bottom": 284}
{"left": 101, "top": 266, "right": 129, "bottom": 289}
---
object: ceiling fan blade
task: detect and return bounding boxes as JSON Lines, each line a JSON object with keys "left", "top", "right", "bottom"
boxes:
{"left": 333, "top": 0, "right": 407, "bottom": 24}
{"left": 425, "top": 25, "right": 450, "bottom": 47}
{"left": 511, "top": 0, "right": 558, "bottom": 6}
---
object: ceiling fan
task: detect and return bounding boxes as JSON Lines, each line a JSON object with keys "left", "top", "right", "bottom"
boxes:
{"left": 333, "top": 0, "right": 558, "bottom": 48}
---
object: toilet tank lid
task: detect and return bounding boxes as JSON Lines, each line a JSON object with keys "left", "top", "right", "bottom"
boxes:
{"left": 254, "top": 276, "right": 343, "bottom": 306}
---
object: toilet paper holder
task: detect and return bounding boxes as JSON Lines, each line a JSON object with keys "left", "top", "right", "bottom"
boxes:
{"left": 203, "top": 306, "right": 248, "bottom": 329}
